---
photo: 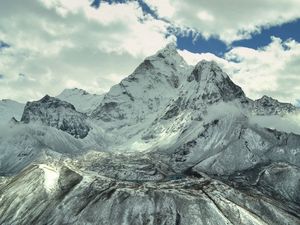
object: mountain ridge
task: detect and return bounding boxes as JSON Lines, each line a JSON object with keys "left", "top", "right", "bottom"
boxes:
{"left": 0, "top": 44, "right": 300, "bottom": 225}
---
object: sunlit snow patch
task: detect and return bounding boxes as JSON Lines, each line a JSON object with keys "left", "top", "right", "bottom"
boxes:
{"left": 39, "top": 164, "right": 59, "bottom": 194}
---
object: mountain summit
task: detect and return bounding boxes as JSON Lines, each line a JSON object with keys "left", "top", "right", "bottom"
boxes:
{"left": 91, "top": 44, "right": 190, "bottom": 125}
{"left": 21, "top": 95, "right": 90, "bottom": 138}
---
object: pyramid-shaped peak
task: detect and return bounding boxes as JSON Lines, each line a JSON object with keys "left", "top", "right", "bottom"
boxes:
{"left": 195, "top": 60, "right": 222, "bottom": 71}
{"left": 190, "top": 60, "right": 227, "bottom": 82}
{"left": 158, "top": 42, "right": 177, "bottom": 53}
{"left": 256, "top": 95, "right": 276, "bottom": 102}
{"left": 152, "top": 43, "right": 182, "bottom": 61}
{"left": 60, "top": 88, "right": 89, "bottom": 96}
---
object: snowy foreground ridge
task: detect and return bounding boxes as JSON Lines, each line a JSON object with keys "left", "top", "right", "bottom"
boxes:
{"left": 0, "top": 44, "right": 300, "bottom": 225}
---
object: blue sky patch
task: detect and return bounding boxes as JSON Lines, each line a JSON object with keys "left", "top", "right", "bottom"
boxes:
{"left": 176, "top": 19, "right": 300, "bottom": 56}
{"left": 232, "top": 19, "right": 300, "bottom": 49}
{"left": 0, "top": 41, "right": 10, "bottom": 50}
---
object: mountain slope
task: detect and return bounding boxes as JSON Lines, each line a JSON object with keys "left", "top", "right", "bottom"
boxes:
{"left": 57, "top": 88, "right": 104, "bottom": 114}
{"left": 91, "top": 43, "right": 191, "bottom": 126}
{"left": 0, "top": 160, "right": 299, "bottom": 225}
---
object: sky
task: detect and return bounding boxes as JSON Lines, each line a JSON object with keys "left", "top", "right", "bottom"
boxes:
{"left": 0, "top": 0, "right": 299, "bottom": 105}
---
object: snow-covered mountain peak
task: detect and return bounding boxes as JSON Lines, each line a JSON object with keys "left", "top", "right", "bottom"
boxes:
{"left": 57, "top": 88, "right": 104, "bottom": 114}
{"left": 252, "top": 94, "right": 297, "bottom": 115}
{"left": 91, "top": 44, "right": 190, "bottom": 124}
{"left": 256, "top": 95, "right": 280, "bottom": 104}
{"left": 133, "top": 43, "right": 189, "bottom": 77}
{"left": 35, "top": 95, "right": 76, "bottom": 110}
{"left": 153, "top": 42, "right": 178, "bottom": 58}
{"left": 21, "top": 95, "right": 90, "bottom": 138}
{"left": 59, "top": 88, "right": 89, "bottom": 96}
{"left": 188, "top": 60, "right": 227, "bottom": 83}
{"left": 183, "top": 59, "right": 247, "bottom": 106}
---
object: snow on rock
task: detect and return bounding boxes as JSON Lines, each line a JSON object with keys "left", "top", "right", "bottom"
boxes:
{"left": 0, "top": 162, "right": 299, "bottom": 225}
{"left": 251, "top": 95, "right": 298, "bottom": 115}
{"left": 21, "top": 95, "right": 90, "bottom": 138}
{"left": 91, "top": 43, "right": 191, "bottom": 126}
{"left": 39, "top": 164, "right": 59, "bottom": 194}
{"left": 57, "top": 88, "right": 104, "bottom": 115}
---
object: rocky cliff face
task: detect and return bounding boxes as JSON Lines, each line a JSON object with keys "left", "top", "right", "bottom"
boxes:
{"left": 21, "top": 95, "right": 90, "bottom": 139}
{"left": 91, "top": 43, "right": 190, "bottom": 125}
{"left": 0, "top": 44, "right": 300, "bottom": 225}
{"left": 251, "top": 95, "right": 298, "bottom": 115}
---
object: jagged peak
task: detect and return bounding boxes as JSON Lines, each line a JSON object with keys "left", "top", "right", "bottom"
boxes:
{"left": 145, "top": 43, "right": 187, "bottom": 66}
{"left": 254, "top": 95, "right": 296, "bottom": 108}
{"left": 155, "top": 42, "right": 178, "bottom": 57}
{"left": 131, "top": 43, "right": 188, "bottom": 77}
{"left": 254, "top": 95, "right": 294, "bottom": 106}
{"left": 21, "top": 95, "right": 90, "bottom": 138}
{"left": 256, "top": 95, "right": 277, "bottom": 102}
{"left": 59, "top": 88, "right": 90, "bottom": 96}
{"left": 40, "top": 94, "right": 51, "bottom": 102}
{"left": 252, "top": 95, "right": 297, "bottom": 115}
{"left": 189, "top": 60, "right": 227, "bottom": 82}
{"left": 26, "top": 95, "right": 76, "bottom": 111}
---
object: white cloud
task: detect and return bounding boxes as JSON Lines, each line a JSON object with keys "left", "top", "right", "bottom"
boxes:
{"left": 144, "top": 0, "right": 300, "bottom": 43}
{"left": 250, "top": 114, "right": 300, "bottom": 135}
{"left": 0, "top": 0, "right": 299, "bottom": 107}
{"left": 0, "top": 0, "right": 175, "bottom": 102}
{"left": 207, "top": 102, "right": 300, "bottom": 135}
{"left": 179, "top": 37, "right": 300, "bottom": 105}
{"left": 178, "top": 50, "right": 228, "bottom": 66}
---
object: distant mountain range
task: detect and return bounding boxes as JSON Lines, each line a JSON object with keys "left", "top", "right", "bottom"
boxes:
{"left": 0, "top": 44, "right": 300, "bottom": 225}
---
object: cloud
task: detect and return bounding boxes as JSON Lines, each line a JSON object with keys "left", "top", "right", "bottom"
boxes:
{"left": 178, "top": 50, "right": 228, "bottom": 66}
{"left": 225, "top": 37, "right": 300, "bottom": 104}
{"left": 0, "top": 0, "right": 175, "bottom": 102}
{"left": 144, "top": 0, "right": 300, "bottom": 43}
{"left": 179, "top": 37, "right": 300, "bottom": 105}
{"left": 250, "top": 114, "right": 300, "bottom": 135}
{"left": 206, "top": 101, "right": 300, "bottom": 135}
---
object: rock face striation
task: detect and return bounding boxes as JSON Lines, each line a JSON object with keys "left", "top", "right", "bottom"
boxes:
{"left": 21, "top": 95, "right": 90, "bottom": 138}
{"left": 0, "top": 44, "right": 300, "bottom": 225}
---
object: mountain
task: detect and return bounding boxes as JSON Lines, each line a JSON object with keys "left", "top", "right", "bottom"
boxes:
{"left": 252, "top": 95, "right": 298, "bottom": 115}
{"left": 91, "top": 43, "right": 190, "bottom": 125}
{"left": 21, "top": 95, "right": 90, "bottom": 139}
{"left": 0, "top": 99, "right": 24, "bottom": 125}
{"left": 0, "top": 45, "right": 300, "bottom": 225}
{"left": 57, "top": 88, "right": 104, "bottom": 114}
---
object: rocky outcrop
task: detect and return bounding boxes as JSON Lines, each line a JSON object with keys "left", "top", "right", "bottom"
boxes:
{"left": 251, "top": 95, "right": 298, "bottom": 115}
{"left": 21, "top": 95, "right": 90, "bottom": 138}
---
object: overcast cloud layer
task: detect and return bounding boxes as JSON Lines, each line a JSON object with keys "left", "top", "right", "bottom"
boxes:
{"left": 0, "top": 0, "right": 299, "bottom": 104}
